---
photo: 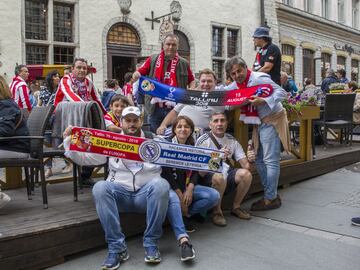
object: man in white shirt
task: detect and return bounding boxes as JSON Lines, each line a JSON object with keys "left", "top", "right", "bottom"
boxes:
{"left": 64, "top": 106, "right": 195, "bottom": 269}
{"left": 196, "top": 112, "right": 252, "bottom": 226}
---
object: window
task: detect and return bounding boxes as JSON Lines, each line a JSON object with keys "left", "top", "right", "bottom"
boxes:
{"left": 322, "top": 0, "right": 330, "bottom": 19}
{"left": 303, "top": 49, "right": 315, "bottom": 83}
{"left": 304, "top": 0, "right": 313, "bottom": 13}
{"left": 211, "top": 24, "right": 240, "bottom": 83}
{"left": 337, "top": 56, "right": 346, "bottom": 70}
{"left": 25, "top": 0, "right": 48, "bottom": 40}
{"left": 212, "top": 27, "right": 223, "bottom": 57}
{"left": 24, "top": 1, "right": 76, "bottom": 65}
{"left": 283, "top": 0, "right": 294, "bottom": 6}
{"left": 321, "top": 53, "right": 332, "bottom": 79}
{"left": 212, "top": 60, "right": 224, "bottom": 83}
{"left": 26, "top": 45, "right": 48, "bottom": 64}
{"left": 107, "top": 24, "right": 141, "bottom": 46}
{"left": 54, "top": 3, "right": 73, "bottom": 42}
{"left": 353, "top": 0, "right": 360, "bottom": 29}
{"left": 227, "top": 29, "right": 238, "bottom": 57}
{"left": 281, "top": 44, "right": 295, "bottom": 77}
{"left": 338, "top": 0, "right": 345, "bottom": 24}
{"left": 54, "top": 47, "right": 74, "bottom": 64}
{"left": 351, "top": 59, "right": 359, "bottom": 82}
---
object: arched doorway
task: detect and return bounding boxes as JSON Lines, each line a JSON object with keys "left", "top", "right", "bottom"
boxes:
{"left": 174, "top": 30, "right": 190, "bottom": 62}
{"left": 107, "top": 23, "right": 141, "bottom": 86}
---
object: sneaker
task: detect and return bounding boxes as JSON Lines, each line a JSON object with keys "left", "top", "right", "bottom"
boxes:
{"left": 184, "top": 217, "right": 196, "bottom": 233}
{"left": 61, "top": 163, "right": 73, "bottom": 174}
{"left": 0, "top": 192, "right": 11, "bottom": 209}
{"left": 45, "top": 168, "right": 53, "bottom": 178}
{"left": 250, "top": 195, "right": 282, "bottom": 211}
{"left": 180, "top": 241, "right": 195, "bottom": 262}
{"left": 101, "top": 250, "right": 129, "bottom": 270}
{"left": 144, "top": 246, "right": 161, "bottom": 263}
{"left": 81, "top": 178, "right": 97, "bottom": 187}
{"left": 231, "top": 208, "right": 251, "bottom": 220}
{"left": 351, "top": 217, "right": 360, "bottom": 226}
{"left": 212, "top": 213, "right": 227, "bottom": 227}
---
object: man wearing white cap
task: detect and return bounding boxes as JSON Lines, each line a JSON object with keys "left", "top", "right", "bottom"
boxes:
{"left": 252, "top": 27, "right": 281, "bottom": 85}
{"left": 63, "top": 106, "right": 195, "bottom": 269}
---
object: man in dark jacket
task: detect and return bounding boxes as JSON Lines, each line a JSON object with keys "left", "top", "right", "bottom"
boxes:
{"left": 321, "top": 69, "right": 339, "bottom": 94}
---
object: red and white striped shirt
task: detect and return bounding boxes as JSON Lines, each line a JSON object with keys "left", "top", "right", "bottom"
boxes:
{"left": 54, "top": 73, "right": 106, "bottom": 114}
{"left": 9, "top": 76, "right": 32, "bottom": 111}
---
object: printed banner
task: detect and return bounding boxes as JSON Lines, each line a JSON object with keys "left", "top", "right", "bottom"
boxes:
{"left": 138, "top": 76, "right": 273, "bottom": 107}
{"left": 69, "top": 127, "right": 224, "bottom": 173}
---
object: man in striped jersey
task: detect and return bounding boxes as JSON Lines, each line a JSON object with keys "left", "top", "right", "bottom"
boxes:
{"left": 54, "top": 57, "right": 106, "bottom": 186}
{"left": 10, "top": 64, "right": 32, "bottom": 112}
{"left": 54, "top": 57, "right": 106, "bottom": 114}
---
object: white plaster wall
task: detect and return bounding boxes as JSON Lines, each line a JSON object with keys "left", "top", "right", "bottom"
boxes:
{"left": 0, "top": 0, "right": 23, "bottom": 83}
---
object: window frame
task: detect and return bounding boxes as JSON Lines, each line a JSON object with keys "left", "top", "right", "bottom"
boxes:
{"left": 211, "top": 23, "right": 241, "bottom": 83}
{"left": 23, "top": 0, "right": 77, "bottom": 65}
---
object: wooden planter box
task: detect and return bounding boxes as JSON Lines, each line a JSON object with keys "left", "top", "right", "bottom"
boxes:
{"left": 288, "top": 105, "right": 320, "bottom": 122}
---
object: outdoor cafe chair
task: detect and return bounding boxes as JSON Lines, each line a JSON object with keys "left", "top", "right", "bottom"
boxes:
{"left": 319, "top": 93, "right": 356, "bottom": 147}
{"left": 0, "top": 106, "right": 54, "bottom": 209}
{"left": 52, "top": 101, "right": 107, "bottom": 201}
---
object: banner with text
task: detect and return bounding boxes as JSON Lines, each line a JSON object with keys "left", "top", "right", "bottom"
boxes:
{"left": 138, "top": 76, "right": 273, "bottom": 107}
{"left": 69, "top": 127, "right": 224, "bottom": 173}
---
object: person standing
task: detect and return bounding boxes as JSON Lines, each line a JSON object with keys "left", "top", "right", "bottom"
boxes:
{"left": 132, "top": 33, "right": 195, "bottom": 132}
{"left": 252, "top": 27, "right": 282, "bottom": 85}
{"left": 225, "top": 56, "right": 289, "bottom": 211}
{"left": 54, "top": 57, "right": 106, "bottom": 185}
{"left": 9, "top": 64, "right": 32, "bottom": 113}
{"left": 54, "top": 57, "right": 106, "bottom": 114}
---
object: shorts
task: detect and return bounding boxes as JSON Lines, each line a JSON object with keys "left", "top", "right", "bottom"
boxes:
{"left": 198, "top": 168, "right": 238, "bottom": 195}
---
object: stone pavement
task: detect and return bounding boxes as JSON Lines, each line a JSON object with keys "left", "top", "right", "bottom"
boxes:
{"left": 48, "top": 162, "right": 360, "bottom": 270}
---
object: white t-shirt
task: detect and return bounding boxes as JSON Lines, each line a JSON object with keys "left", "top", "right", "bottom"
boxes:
{"left": 196, "top": 132, "right": 246, "bottom": 162}
{"left": 174, "top": 104, "right": 225, "bottom": 130}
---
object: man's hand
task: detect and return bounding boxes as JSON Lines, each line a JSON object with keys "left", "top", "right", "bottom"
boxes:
{"left": 156, "top": 125, "right": 167, "bottom": 135}
{"left": 247, "top": 149, "right": 256, "bottom": 163}
{"left": 132, "top": 71, "right": 141, "bottom": 82}
{"left": 221, "top": 146, "right": 231, "bottom": 160}
{"left": 249, "top": 96, "right": 266, "bottom": 106}
{"left": 63, "top": 125, "right": 73, "bottom": 138}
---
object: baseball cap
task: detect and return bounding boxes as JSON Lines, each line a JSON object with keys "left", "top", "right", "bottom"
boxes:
{"left": 121, "top": 106, "right": 141, "bottom": 118}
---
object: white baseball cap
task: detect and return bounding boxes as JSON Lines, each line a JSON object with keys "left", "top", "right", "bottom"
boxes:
{"left": 121, "top": 106, "right": 141, "bottom": 118}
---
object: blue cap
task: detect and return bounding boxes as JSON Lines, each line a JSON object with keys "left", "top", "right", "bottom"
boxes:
{"left": 252, "top": 27, "right": 270, "bottom": 38}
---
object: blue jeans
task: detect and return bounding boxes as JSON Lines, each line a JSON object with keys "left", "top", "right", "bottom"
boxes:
{"left": 149, "top": 107, "right": 172, "bottom": 133}
{"left": 167, "top": 186, "right": 219, "bottom": 240}
{"left": 92, "top": 178, "right": 170, "bottom": 253}
{"left": 255, "top": 123, "right": 281, "bottom": 200}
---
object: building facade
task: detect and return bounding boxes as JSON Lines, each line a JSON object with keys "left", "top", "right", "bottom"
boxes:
{"left": 0, "top": 0, "right": 262, "bottom": 88}
{"left": 273, "top": 0, "right": 360, "bottom": 87}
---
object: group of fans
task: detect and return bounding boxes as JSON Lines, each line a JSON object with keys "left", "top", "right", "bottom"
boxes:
{"left": 2, "top": 28, "right": 296, "bottom": 270}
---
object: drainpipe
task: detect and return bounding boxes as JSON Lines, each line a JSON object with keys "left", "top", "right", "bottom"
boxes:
{"left": 260, "top": 0, "right": 265, "bottom": 26}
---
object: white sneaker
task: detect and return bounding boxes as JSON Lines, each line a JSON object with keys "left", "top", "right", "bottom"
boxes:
{"left": 0, "top": 192, "right": 11, "bottom": 209}
{"left": 61, "top": 163, "right": 73, "bottom": 174}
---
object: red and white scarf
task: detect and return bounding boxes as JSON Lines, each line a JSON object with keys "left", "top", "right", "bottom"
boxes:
{"left": 152, "top": 50, "right": 179, "bottom": 107}
{"left": 236, "top": 69, "right": 273, "bottom": 125}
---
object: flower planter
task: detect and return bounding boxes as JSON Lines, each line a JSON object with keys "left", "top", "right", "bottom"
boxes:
{"left": 288, "top": 105, "right": 320, "bottom": 122}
